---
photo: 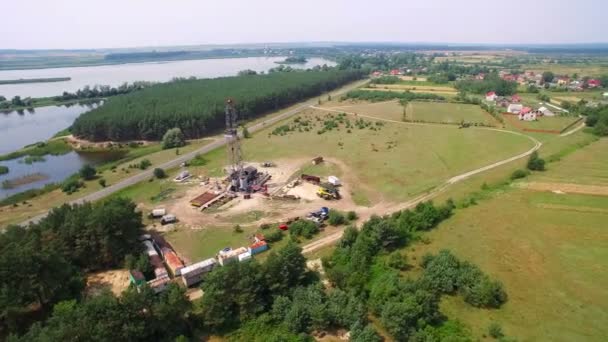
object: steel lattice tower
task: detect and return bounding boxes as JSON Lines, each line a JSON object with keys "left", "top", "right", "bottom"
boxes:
{"left": 224, "top": 99, "right": 243, "bottom": 179}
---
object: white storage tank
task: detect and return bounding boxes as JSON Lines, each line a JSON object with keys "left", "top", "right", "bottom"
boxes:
{"left": 328, "top": 176, "right": 341, "bottom": 186}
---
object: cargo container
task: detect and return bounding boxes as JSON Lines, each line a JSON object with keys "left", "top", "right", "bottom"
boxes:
{"left": 217, "top": 247, "right": 248, "bottom": 266}
{"left": 301, "top": 174, "right": 321, "bottom": 184}
{"left": 147, "top": 275, "right": 171, "bottom": 294}
{"left": 238, "top": 251, "right": 252, "bottom": 262}
{"left": 180, "top": 258, "right": 217, "bottom": 287}
{"left": 161, "top": 247, "right": 185, "bottom": 276}
{"left": 249, "top": 241, "right": 268, "bottom": 255}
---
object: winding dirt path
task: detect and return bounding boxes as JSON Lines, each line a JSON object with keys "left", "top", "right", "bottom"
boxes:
{"left": 302, "top": 106, "right": 542, "bottom": 255}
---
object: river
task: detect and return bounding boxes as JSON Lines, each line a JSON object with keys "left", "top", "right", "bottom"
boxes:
{"left": 0, "top": 57, "right": 335, "bottom": 98}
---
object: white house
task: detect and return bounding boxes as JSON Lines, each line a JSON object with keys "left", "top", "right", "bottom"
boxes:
{"left": 538, "top": 106, "right": 555, "bottom": 116}
{"left": 485, "top": 91, "right": 498, "bottom": 102}
{"left": 507, "top": 103, "right": 523, "bottom": 114}
{"left": 603, "top": 92, "right": 608, "bottom": 98}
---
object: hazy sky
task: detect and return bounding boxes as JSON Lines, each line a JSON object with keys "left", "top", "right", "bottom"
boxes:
{"left": 2, "top": 0, "right": 606, "bottom": 49}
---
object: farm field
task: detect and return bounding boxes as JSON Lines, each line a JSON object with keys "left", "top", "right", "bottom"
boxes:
{"left": 521, "top": 63, "right": 608, "bottom": 77}
{"left": 503, "top": 114, "right": 581, "bottom": 132}
{"left": 406, "top": 101, "right": 495, "bottom": 125}
{"left": 531, "top": 138, "right": 608, "bottom": 186}
{"left": 368, "top": 83, "right": 458, "bottom": 93}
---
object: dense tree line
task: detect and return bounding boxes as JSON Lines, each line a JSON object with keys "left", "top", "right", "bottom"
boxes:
{"left": 321, "top": 200, "right": 507, "bottom": 341}
{"left": 54, "top": 82, "right": 152, "bottom": 102}
{"left": 345, "top": 89, "right": 445, "bottom": 102}
{"left": 72, "top": 70, "right": 364, "bottom": 141}
{"left": 585, "top": 104, "right": 608, "bottom": 136}
{"left": 455, "top": 73, "right": 518, "bottom": 96}
{"left": 0, "top": 198, "right": 143, "bottom": 335}
{"left": 9, "top": 284, "right": 193, "bottom": 342}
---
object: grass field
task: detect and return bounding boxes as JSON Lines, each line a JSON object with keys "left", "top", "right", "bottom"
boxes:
{"left": 504, "top": 114, "right": 581, "bottom": 132}
{"left": 404, "top": 137, "right": 608, "bottom": 341}
{"left": 521, "top": 63, "right": 608, "bottom": 77}
{"left": 409, "top": 189, "right": 608, "bottom": 341}
{"left": 533, "top": 138, "right": 608, "bottom": 186}
{"left": 185, "top": 108, "right": 534, "bottom": 203}
{"left": 407, "top": 101, "right": 495, "bottom": 125}
{"left": 367, "top": 83, "right": 458, "bottom": 94}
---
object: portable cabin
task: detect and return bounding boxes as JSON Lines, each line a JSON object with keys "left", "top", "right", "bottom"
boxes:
{"left": 161, "top": 247, "right": 184, "bottom": 276}
{"left": 250, "top": 241, "right": 269, "bottom": 255}
{"left": 312, "top": 156, "right": 324, "bottom": 165}
{"left": 129, "top": 270, "right": 146, "bottom": 286}
{"left": 180, "top": 258, "right": 217, "bottom": 287}
{"left": 147, "top": 275, "right": 171, "bottom": 294}
{"left": 238, "top": 251, "right": 252, "bottom": 262}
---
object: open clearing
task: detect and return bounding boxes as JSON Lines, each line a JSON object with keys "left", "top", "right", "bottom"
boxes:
{"left": 406, "top": 101, "right": 495, "bottom": 125}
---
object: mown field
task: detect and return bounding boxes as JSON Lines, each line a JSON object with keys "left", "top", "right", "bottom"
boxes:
{"left": 407, "top": 101, "right": 495, "bottom": 124}
{"left": 504, "top": 114, "right": 581, "bottom": 131}
{"left": 521, "top": 63, "right": 608, "bottom": 77}
{"left": 366, "top": 83, "right": 458, "bottom": 95}
{"left": 406, "top": 138, "right": 608, "bottom": 341}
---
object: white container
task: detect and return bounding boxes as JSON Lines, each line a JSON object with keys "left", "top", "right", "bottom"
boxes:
{"left": 238, "top": 251, "right": 252, "bottom": 262}
{"left": 151, "top": 208, "right": 166, "bottom": 218}
{"left": 328, "top": 176, "right": 341, "bottom": 186}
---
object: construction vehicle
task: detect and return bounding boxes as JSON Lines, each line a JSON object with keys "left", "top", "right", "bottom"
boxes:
{"left": 317, "top": 186, "right": 340, "bottom": 200}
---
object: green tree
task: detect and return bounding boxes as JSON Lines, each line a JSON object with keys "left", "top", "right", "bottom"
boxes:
{"left": 79, "top": 164, "right": 97, "bottom": 180}
{"left": 242, "top": 126, "right": 251, "bottom": 138}
{"left": 153, "top": 168, "right": 167, "bottom": 179}
{"left": 527, "top": 151, "right": 546, "bottom": 171}
{"left": 161, "top": 128, "right": 186, "bottom": 149}
{"left": 264, "top": 241, "right": 307, "bottom": 295}
{"left": 542, "top": 71, "right": 555, "bottom": 83}
{"left": 98, "top": 178, "right": 107, "bottom": 187}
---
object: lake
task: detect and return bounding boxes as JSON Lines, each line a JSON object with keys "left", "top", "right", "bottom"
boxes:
{"left": 0, "top": 151, "right": 122, "bottom": 199}
{"left": 0, "top": 57, "right": 335, "bottom": 98}
{"left": 0, "top": 103, "right": 100, "bottom": 155}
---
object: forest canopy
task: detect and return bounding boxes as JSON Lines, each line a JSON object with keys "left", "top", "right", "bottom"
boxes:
{"left": 71, "top": 70, "right": 364, "bottom": 141}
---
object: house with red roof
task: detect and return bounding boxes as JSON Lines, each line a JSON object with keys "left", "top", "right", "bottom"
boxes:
{"left": 372, "top": 71, "right": 382, "bottom": 77}
{"left": 485, "top": 91, "right": 498, "bottom": 102}
{"left": 511, "top": 94, "right": 521, "bottom": 103}
{"left": 518, "top": 107, "right": 536, "bottom": 121}
{"left": 588, "top": 79, "right": 601, "bottom": 88}
{"left": 390, "top": 69, "right": 401, "bottom": 76}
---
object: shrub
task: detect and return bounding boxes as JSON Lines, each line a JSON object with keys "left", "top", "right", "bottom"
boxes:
{"left": 510, "top": 169, "right": 529, "bottom": 180}
{"left": 527, "top": 151, "right": 546, "bottom": 171}
{"left": 98, "top": 178, "right": 107, "bottom": 187}
{"left": 488, "top": 322, "right": 504, "bottom": 339}
{"left": 79, "top": 164, "right": 97, "bottom": 180}
{"left": 62, "top": 178, "right": 83, "bottom": 194}
{"left": 386, "top": 251, "right": 408, "bottom": 270}
{"left": 0, "top": 165, "right": 8, "bottom": 175}
{"left": 233, "top": 224, "right": 243, "bottom": 233}
{"left": 328, "top": 210, "right": 346, "bottom": 226}
{"left": 139, "top": 159, "right": 152, "bottom": 170}
{"left": 153, "top": 168, "right": 167, "bottom": 179}
{"left": 265, "top": 230, "right": 284, "bottom": 243}
{"left": 161, "top": 127, "right": 186, "bottom": 149}
{"left": 346, "top": 211, "right": 358, "bottom": 221}
{"left": 289, "top": 220, "right": 319, "bottom": 239}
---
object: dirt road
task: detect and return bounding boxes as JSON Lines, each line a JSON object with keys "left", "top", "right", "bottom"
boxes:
{"left": 301, "top": 106, "right": 542, "bottom": 255}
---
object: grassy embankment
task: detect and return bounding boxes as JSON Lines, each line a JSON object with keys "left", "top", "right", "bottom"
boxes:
{"left": 0, "top": 139, "right": 212, "bottom": 227}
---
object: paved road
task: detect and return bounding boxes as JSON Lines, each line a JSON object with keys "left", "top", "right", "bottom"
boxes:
{"left": 302, "top": 106, "right": 542, "bottom": 255}
{"left": 19, "top": 80, "right": 369, "bottom": 226}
